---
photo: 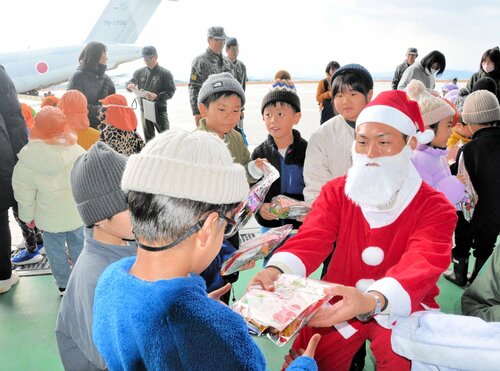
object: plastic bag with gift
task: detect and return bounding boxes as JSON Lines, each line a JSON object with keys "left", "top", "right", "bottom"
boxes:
{"left": 231, "top": 274, "right": 333, "bottom": 346}
{"left": 457, "top": 153, "right": 477, "bottom": 221}
{"left": 227, "top": 162, "right": 280, "bottom": 237}
{"left": 220, "top": 225, "right": 292, "bottom": 276}
{"left": 269, "top": 195, "right": 311, "bottom": 220}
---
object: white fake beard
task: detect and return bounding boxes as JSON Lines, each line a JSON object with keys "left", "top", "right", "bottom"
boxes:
{"left": 345, "top": 145, "right": 413, "bottom": 209}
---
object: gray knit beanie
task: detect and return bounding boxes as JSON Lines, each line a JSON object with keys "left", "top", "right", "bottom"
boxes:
{"left": 71, "top": 142, "right": 128, "bottom": 226}
{"left": 197, "top": 72, "right": 245, "bottom": 107}
{"left": 261, "top": 79, "right": 301, "bottom": 114}
{"left": 121, "top": 130, "right": 249, "bottom": 204}
{"left": 462, "top": 90, "right": 500, "bottom": 125}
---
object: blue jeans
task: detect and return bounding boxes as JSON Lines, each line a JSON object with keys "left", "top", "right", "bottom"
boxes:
{"left": 43, "top": 227, "right": 84, "bottom": 289}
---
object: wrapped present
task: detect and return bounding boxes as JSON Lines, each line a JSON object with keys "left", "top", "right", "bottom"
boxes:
{"left": 457, "top": 153, "right": 477, "bottom": 221}
{"left": 231, "top": 274, "right": 333, "bottom": 346}
{"left": 220, "top": 225, "right": 292, "bottom": 276}
{"left": 269, "top": 195, "right": 311, "bottom": 220}
{"left": 229, "top": 162, "right": 279, "bottom": 236}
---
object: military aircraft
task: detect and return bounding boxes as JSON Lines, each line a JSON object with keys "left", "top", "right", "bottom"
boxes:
{"left": 1, "top": 0, "right": 161, "bottom": 95}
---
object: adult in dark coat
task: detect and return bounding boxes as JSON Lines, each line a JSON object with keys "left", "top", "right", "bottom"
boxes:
{"left": 67, "top": 42, "right": 116, "bottom": 129}
{"left": 0, "top": 65, "right": 28, "bottom": 293}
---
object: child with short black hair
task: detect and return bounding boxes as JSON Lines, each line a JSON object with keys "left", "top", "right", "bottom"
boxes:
{"left": 56, "top": 141, "right": 136, "bottom": 370}
{"left": 252, "top": 79, "right": 307, "bottom": 231}
{"left": 92, "top": 130, "right": 319, "bottom": 370}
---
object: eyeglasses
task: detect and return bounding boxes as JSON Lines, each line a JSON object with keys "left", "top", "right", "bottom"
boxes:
{"left": 219, "top": 214, "right": 238, "bottom": 238}
{"left": 137, "top": 212, "right": 237, "bottom": 252}
{"left": 143, "top": 56, "right": 154, "bottom": 62}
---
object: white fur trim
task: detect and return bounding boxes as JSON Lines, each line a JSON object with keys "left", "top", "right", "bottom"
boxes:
{"left": 361, "top": 246, "right": 385, "bottom": 266}
{"left": 415, "top": 129, "right": 435, "bottom": 144}
{"left": 356, "top": 105, "right": 416, "bottom": 136}
{"left": 368, "top": 277, "right": 412, "bottom": 329}
{"left": 355, "top": 278, "right": 376, "bottom": 293}
{"left": 266, "top": 252, "right": 307, "bottom": 276}
{"left": 333, "top": 321, "right": 358, "bottom": 339}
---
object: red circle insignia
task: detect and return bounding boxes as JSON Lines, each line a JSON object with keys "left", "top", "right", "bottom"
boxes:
{"left": 36, "top": 61, "right": 49, "bottom": 74}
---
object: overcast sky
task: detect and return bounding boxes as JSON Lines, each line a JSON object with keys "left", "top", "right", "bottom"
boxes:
{"left": 2, "top": 0, "right": 500, "bottom": 80}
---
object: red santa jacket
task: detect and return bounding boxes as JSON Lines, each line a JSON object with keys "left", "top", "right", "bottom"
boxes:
{"left": 268, "top": 173, "right": 457, "bottom": 329}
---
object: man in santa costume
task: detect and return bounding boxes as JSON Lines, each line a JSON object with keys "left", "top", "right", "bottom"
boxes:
{"left": 250, "top": 90, "right": 458, "bottom": 370}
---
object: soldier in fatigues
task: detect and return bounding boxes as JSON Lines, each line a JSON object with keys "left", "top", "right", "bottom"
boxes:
{"left": 127, "top": 46, "right": 176, "bottom": 142}
{"left": 189, "top": 26, "right": 235, "bottom": 127}
{"left": 225, "top": 37, "right": 248, "bottom": 143}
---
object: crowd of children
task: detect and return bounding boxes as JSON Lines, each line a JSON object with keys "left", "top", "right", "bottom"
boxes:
{"left": 1, "top": 38, "right": 500, "bottom": 370}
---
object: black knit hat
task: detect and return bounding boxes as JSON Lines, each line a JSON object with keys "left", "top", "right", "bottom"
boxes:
{"left": 472, "top": 77, "right": 498, "bottom": 95}
{"left": 330, "top": 63, "right": 374, "bottom": 90}
{"left": 71, "top": 142, "right": 128, "bottom": 226}
{"left": 261, "top": 80, "right": 301, "bottom": 114}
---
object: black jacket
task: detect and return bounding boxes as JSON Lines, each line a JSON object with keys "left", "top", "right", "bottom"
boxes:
{"left": 127, "top": 64, "right": 176, "bottom": 110}
{"left": 67, "top": 66, "right": 116, "bottom": 129}
{"left": 0, "top": 65, "right": 28, "bottom": 209}
{"left": 462, "top": 126, "right": 500, "bottom": 230}
{"left": 251, "top": 129, "right": 307, "bottom": 229}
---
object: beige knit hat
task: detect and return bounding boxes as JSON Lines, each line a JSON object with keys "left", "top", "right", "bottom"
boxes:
{"left": 462, "top": 90, "right": 500, "bottom": 125}
{"left": 407, "top": 79, "right": 456, "bottom": 127}
{"left": 121, "top": 130, "right": 249, "bottom": 204}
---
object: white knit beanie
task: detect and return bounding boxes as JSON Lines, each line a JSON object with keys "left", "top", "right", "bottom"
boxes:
{"left": 121, "top": 130, "right": 249, "bottom": 204}
{"left": 462, "top": 90, "right": 500, "bottom": 125}
{"left": 407, "top": 79, "right": 456, "bottom": 127}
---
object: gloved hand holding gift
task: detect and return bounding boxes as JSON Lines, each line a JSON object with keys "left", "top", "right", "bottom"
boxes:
{"left": 269, "top": 195, "right": 311, "bottom": 220}
{"left": 220, "top": 225, "right": 292, "bottom": 276}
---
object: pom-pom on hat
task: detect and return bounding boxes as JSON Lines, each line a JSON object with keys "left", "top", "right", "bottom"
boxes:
{"left": 58, "top": 90, "right": 90, "bottom": 130}
{"left": 330, "top": 63, "right": 374, "bottom": 90}
{"left": 99, "top": 94, "right": 137, "bottom": 132}
{"left": 197, "top": 72, "right": 245, "bottom": 107}
{"left": 462, "top": 90, "right": 500, "bottom": 125}
{"left": 261, "top": 79, "right": 301, "bottom": 114}
{"left": 121, "top": 130, "right": 249, "bottom": 204}
{"left": 356, "top": 90, "right": 434, "bottom": 144}
{"left": 407, "top": 79, "right": 456, "bottom": 128}
{"left": 71, "top": 142, "right": 128, "bottom": 226}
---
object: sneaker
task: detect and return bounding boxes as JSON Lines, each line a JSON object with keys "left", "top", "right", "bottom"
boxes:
{"left": 58, "top": 287, "right": 66, "bottom": 297}
{"left": 11, "top": 248, "right": 43, "bottom": 266}
{"left": 38, "top": 244, "right": 46, "bottom": 255}
{"left": 0, "top": 271, "right": 20, "bottom": 294}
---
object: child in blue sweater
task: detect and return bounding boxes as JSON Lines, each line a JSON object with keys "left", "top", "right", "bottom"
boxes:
{"left": 92, "top": 130, "right": 320, "bottom": 371}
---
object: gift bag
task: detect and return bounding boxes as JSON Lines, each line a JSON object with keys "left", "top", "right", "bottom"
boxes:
{"left": 457, "top": 153, "right": 477, "bottom": 222}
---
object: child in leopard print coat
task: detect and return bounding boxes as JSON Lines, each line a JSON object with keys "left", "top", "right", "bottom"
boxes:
{"left": 99, "top": 94, "right": 145, "bottom": 156}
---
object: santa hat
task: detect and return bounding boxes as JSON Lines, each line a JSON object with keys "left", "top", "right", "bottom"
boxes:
{"left": 58, "top": 90, "right": 90, "bottom": 130}
{"left": 356, "top": 90, "right": 434, "bottom": 144}
{"left": 99, "top": 94, "right": 137, "bottom": 131}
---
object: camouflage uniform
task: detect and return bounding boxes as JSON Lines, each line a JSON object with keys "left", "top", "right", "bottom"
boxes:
{"left": 188, "top": 48, "right": 235, "bottom": 115}
{"left": 232, "top": 59, "right": 247, "bottom": 91}
{"left": 391, "top": 61, "right": 411, "bottom": 90}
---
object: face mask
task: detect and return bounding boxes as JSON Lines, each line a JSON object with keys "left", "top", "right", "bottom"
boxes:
{"left": 482, "top": 63, "right": 495, "bottom": 73}
{"left": 430, "top": 68, "right": 438, "bottom": 75}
